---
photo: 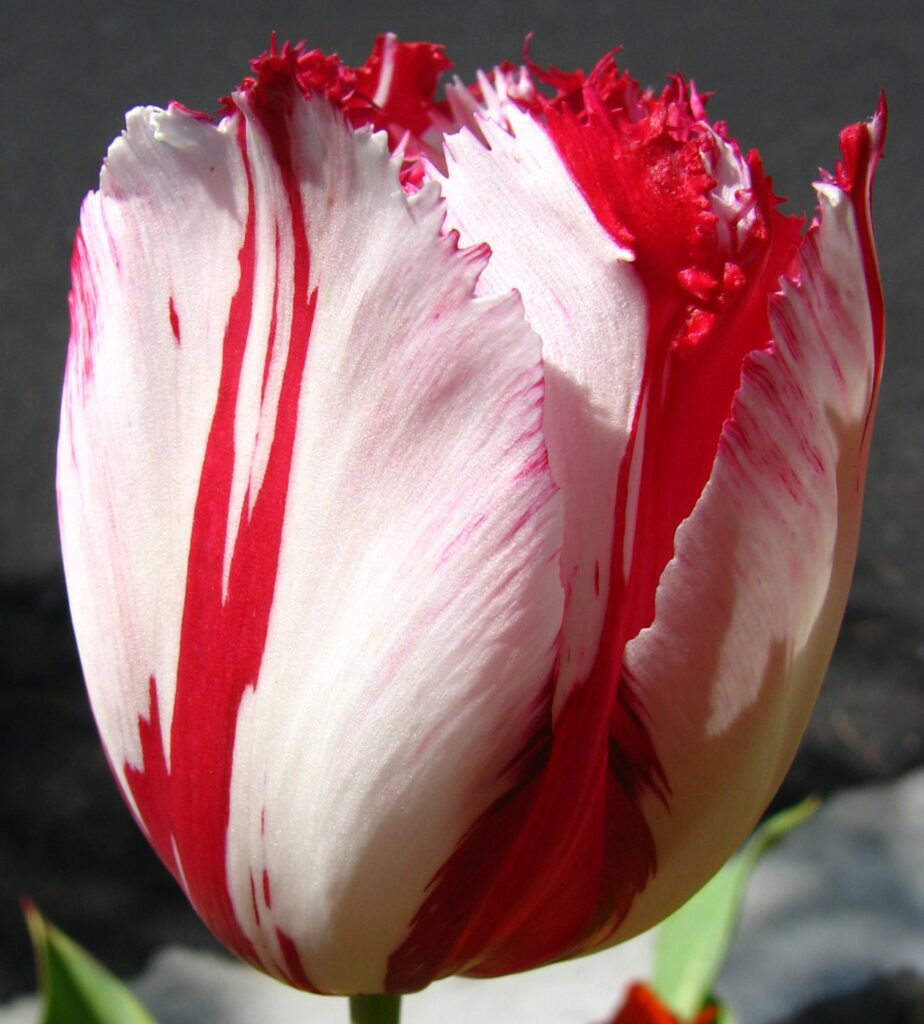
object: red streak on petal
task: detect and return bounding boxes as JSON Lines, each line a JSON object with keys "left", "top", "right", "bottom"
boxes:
{"left": 67, "top": 227, "right": 98, "bottom": 388}
{"left": 168, "top": 297, "right": 181, "bottom": 344}
{"left": 250, "top": 874, "right": 262, "bottom": 926}
{"left": 828, "top": 95, "right": 887, "bottom": 436}
{"left": 123, "top": 72, "right": 320, "bottom": 991}
{"left": 276, "top": 927, "right": 316, "bottom": 990}
{"left": 168, "top": 100, "right": 215, "bottom": 122}
{"left": 354, "top": 34, "right": 453, "bottom": 138}
{"left": 124, "top": 677, "right": 178, "bottom": 879}
{"left": 535, "top": 69, "right": 805, "bottom": 960}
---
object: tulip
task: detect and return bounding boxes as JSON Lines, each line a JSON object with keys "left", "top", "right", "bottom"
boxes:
{"left": 57, "top": 34, "right": 885, "bottom": 997}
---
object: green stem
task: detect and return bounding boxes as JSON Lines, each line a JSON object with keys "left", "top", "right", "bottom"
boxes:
{"left": 349, "top": 994, "right": 402, "bottom": 1024}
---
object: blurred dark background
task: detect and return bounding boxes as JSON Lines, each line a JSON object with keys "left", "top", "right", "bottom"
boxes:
{"left": 1, "top": 0, "right": 922, "bottom": 1012}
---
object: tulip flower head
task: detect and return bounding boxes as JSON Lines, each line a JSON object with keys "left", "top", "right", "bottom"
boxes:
{"left": 58, "top": 35, "right": 885, "bottom": 995}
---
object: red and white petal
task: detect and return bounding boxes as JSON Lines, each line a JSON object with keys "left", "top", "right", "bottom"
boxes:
{"left": 431, "top": 104, "right": 648, "bottom": 715}
{"left": 59, "top": 106, "right": 248, "bottom": 801}
{"left": 226, "top": 96, "right": 564, "bottom": 994}
{"left": 615, "top": 110, "right": 885, "bottom": 938}
{"left": 59, "top": 85, "right": 565, "bottom": 994}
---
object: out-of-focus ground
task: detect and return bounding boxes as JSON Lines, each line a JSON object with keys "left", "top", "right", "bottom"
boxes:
{"left": 1, "top": 0, "right": 921, "bottom": 1019}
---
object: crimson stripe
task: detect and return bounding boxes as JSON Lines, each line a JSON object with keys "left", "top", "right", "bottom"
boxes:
{"left": 276, "top": 927, "right": 317, "bottom": 990}
{"left": 124, "top": 677, "right": 177, "bottom": 877}
{"left": 541, "top": 78, "right": 801, "bottom": 947}
{"left": 168, "top": 296, "right": 181, "bottom": 344}
{"left": 123, "top": 77, "right": 320, "bottom": 990}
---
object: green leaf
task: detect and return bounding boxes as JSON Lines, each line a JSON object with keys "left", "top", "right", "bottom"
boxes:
{"left": 651, "top": 798, "right": 818, "bottom": 1020}
{"left": 24, "top": 900, "right": 158, "bottom": 1024}
{"left": 713, "top": 999, "right": 739, "bottom": 1024}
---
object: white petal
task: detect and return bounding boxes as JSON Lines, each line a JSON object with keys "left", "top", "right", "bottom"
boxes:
{"left": 431, "top": 106, "right": 648, "bottom": 715}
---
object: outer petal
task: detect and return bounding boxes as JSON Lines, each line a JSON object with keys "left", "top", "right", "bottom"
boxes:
{"left": 58, "top": 72, "right": 564, "bottom": 993}
{"left": 616, "top": 105, "right": 886, "bottom": 938}
{"left": 61, "top": 106, "right": 246, "bottom": 795}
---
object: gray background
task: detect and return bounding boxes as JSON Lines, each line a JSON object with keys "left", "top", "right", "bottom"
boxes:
{"left": 1, "top": 0, "right": 921, "bottom": 1012}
